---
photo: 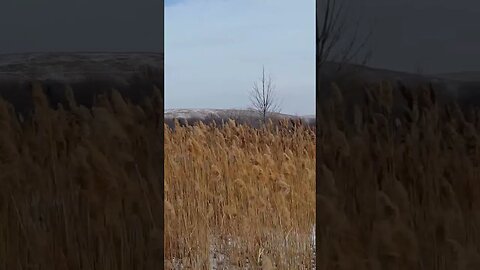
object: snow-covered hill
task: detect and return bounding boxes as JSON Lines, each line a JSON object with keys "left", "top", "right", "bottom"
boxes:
{"left": 319, "top": 61, "right": 480, "bottom": 110}
{"left": 0, "top": 52, "right": 162, "bottom": 115}
{"left": 165, "top": 108, "right": 311, "bottom": 119}
{"left": 164, "top": 108, "right": 315, "bottom": 127}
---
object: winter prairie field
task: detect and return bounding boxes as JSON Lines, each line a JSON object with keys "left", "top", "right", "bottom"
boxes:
{"left": 0, "top": 85, "right": 164, "bottom": 268}
{"left": 317, "top": 82, "right": 480, "bottom": 269}
{"left": 164, "top": 120, "right": 316, "bottom": 269}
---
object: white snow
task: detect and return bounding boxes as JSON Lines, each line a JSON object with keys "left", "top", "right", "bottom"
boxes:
{"left": 166, "top": 227, "right": 316, "bottom": 269}
{"left": 164, "top": 108, "right": 316, "bottom": 122}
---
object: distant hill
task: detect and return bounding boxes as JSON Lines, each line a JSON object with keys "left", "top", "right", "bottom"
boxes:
{"left": 0, "top": 52, "right": 163, "bottom": 115}
{"left": 0, "top": 52, "right": 162, "bottom": 82}
{"left": 165, "top": 108, "right": 315, "bottom": 128}
{"left": 319, "top": 62, "right": 480, "bottom": 111}
{"left": 430, "top": 71, "right": 480, "bottom": 82}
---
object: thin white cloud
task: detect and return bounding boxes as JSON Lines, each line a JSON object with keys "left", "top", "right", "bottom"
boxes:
{"left": 165, "top": 0, "right": 315, "bottom": 115}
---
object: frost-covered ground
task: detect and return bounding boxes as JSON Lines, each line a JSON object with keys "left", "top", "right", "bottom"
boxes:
{"left": 166, "top": 225, "right": 316, "bottom": 270}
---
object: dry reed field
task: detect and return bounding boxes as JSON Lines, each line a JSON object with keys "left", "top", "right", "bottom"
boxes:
{"left": 0, "top": 83, "right": 163, "bottom": 269}
{"left": 164, "top": 119, "right": 316, "bottom": 269}
{"left": 317, "top": 82, "right": 480, "bottom": 270}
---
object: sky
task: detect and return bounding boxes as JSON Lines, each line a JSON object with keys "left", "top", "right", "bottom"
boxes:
{"left": 0, "top": 0, "right": 477, "bottom": 113}
{"left": 0, "top": 0, "right": 163, "bottom": 53}
{"left": 345, "top": 0, "right": 480, "bottom": 74}
{"left": 165, "top": 0, "right": 316, "bottom": 116}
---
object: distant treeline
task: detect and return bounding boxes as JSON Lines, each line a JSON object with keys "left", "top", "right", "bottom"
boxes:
{"left": 164, "top": 115, "right": 315, "bottom": 130}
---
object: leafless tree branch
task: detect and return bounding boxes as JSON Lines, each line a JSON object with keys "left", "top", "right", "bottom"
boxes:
{"left": 249, "top": 66, "right": 281, "bottom": 124}
{"left": 317, "top": 0, "right": 373, "bottom": 72}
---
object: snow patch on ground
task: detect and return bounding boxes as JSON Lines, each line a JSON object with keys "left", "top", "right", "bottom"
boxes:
{"left": 166, "top": 226, "right": 316, "bottom": 269}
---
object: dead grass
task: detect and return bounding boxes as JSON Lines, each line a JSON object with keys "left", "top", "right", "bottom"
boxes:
{"left": 164, "top": 119, "right": 316, "bottom": 269}
{"left": 0, "top": 84, "right": 163, "bottom": 269}
{"left": 317, "top": 81, "right": 480, "bottom": 270}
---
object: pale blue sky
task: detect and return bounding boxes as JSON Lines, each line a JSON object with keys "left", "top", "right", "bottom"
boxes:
{"left": 165, "top": 0, "right": 315, "bottom": 115}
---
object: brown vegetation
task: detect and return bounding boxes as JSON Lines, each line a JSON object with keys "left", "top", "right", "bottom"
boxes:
{"left": 0, "top": 83, "right": 163, "bottom": 269}
{"left": 317, "top": 81, "right": 480, "bottom": 269}
{"left": 164, "top": 119, "right": 315, "bottom": 269}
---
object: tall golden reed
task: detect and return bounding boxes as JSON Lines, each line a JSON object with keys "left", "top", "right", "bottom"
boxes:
{"left": 165, "top": 119, "right": 316, "bottom": 269}
{"left": 0, "top": 85, "right": 163, "bottom": 269}
{"left": 317, "top": 81, "right": 480, "bottom": 270}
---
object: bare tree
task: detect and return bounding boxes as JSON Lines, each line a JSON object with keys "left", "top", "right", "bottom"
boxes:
{"left": 249, "top": 66, "right": 281, "bottom": 124}
{"left": 317, "top": 0, "right": 372, "bottom": 72}
{"left": 317, "top": 0, "right": 373, "bottom": 120}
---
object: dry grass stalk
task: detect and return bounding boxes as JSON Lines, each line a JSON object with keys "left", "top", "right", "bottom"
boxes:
{"left": 0, "top": 86, "right": 163, "bottom": 269}
{"left": 318, "top": 82, "right": 480, "bottom": 270}
{"left": 165, "top": 118, "right": 315, "bottom": 269}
